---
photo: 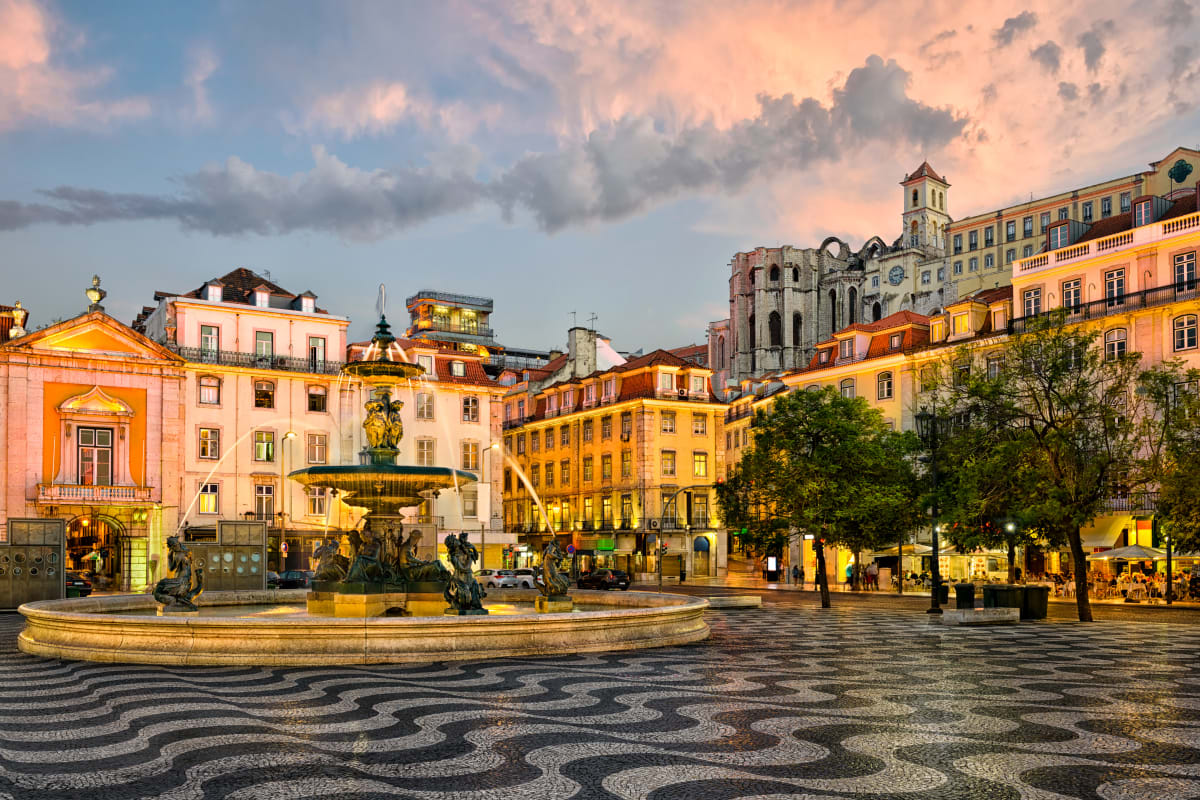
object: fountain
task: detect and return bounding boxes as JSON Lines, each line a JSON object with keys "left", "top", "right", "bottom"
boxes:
{"left": 286, "top": 313, "right": 484, "bottom": 617}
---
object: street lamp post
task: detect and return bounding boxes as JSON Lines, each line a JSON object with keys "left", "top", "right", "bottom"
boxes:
{"left": 280, "top": 431, "right": 297, "bottom": 571}
{"left": 915, "top": 407, "right": 943, "bottom": 615}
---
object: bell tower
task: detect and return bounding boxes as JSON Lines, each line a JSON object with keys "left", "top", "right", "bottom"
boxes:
{"left": 900, "top": 162, "right": 950, "bottom": 252}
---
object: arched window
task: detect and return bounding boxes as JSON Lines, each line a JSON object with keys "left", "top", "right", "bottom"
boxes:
{"left": 749, "top": 270, "right": 756, "bottom": 286}
{"left": 792, "top": 313, "right": 802, "bottom": 346}
{"left": 769, "top": 265, "right": 780, "bottom": 282}
{"left": 1105, "top": 328, "right": 1127, "bottom": 361}
{"left": 768, "top": 311, "right": 782, "bottom": 347}
{"left": 912, "top": 189, "right": 919, "bottom": 207}
{"left": 910, "top": 220, "right": 919, "bottom": 234}
{"left": 1175, "top": 315, "right": 1198, "bottom": 351}
{"left": 839, "top": 378, "right": 856, "bottom": 399}
{"left": 748, "top": 314, "right": 756, "bottom": 349}
{"left": 792, "top": 267, "right": 799, "bottom": 282}
{"left": 939, "top": 191, "right": 945, "bottom": 210}
{"left": 717, "top": 336, "right": 726, "bottom": 367}
{"left": 872, "top": 302, "right": 882, "bottom": 322}
{"left": 848, "top": 287, "right": 857, "bottom": 324}
{"left": 829, "top": 289, "right": 838, "bottom": 333}
{"left": 877, "top": 372, "right": 893, "bottom": 400}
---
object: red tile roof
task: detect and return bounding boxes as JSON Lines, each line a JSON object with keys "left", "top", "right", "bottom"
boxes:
{"left": 902, "top": 161, "right": 946, "bottom": 184}
{"left": 1075, "top": 193, "right": 1196, "bottom": 244}
{"left": 434, "top": 355, "right": 499, "bottom": 387}
{"left": 613, "top": 349, "right": 692, "bottom": 373}
{"left": 157, "top": 268, "right": 329, "bottom": 313}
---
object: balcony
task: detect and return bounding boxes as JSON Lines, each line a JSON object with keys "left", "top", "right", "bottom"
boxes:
{"left": 1009, "top": 280, "right": 1198, "bottom": 335}
{"left": 38, "top": 484, "right": 156, "bottom": 504}
{"left": 406, "top": 290, "right": 494, "bottom": 312}
{"left": 725, "top": 406, "right": 754, "bottom": 424}
{"left": 412, "top": 321, "right": 496, "bottom": 341}
{"left": 174, "top": 346, "right": 344, "bottom": 375}
{"left": 1016, "top": 210, "right": 1200, "bottom": 275}
{"left": 1102, "top": 492, "right": 1158, "bottom": 513}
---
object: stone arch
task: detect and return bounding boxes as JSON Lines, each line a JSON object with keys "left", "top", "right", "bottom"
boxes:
{"left": 769, "top": 265, "right": 780, "bottom": 282}
{"left": 819, "top": 236, "right": 849, "bottom": 260}
{"left": 872, "top": 302, "right": 882, "bottom": 322}
{"left": 912, "top": 188, "right": 919, "bottom": 207}
{"left": 829, "top": 289, "right": 838, "bottom": 333}
{"left": 748, "top": 314, "right": 756, "bottom": 349}
{"left": 791, "top": 267, "right": 799, "bottom": 283}
{"left": 768, "top": 311, "right": 782, "bottom": 347}
{"left": 717, "top": 336, "right": 726, "bottom": 368}
{"left": 860, "top": 236, "right": 887, "bottom": 260}
{"left": 848, "top": 287, "right": 857, "bottom": 324}
{"left": 792, "top": 312, "right": 802, "bottom": 346}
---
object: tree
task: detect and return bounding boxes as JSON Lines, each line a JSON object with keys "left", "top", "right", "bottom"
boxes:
{"left": 1136, "top": 364, "right": 1200, "bottom": 553}
{"left": 921, "top": 312, "right": 1148, "bottom": 621}
{"left": 716, "top": 387, "right": 922, "bottom": 607}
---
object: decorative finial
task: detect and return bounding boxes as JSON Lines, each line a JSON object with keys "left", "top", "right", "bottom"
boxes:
{"left": 85, "top": 275, "right": 106, "bottom": 312}
{"left": 9, "top": 300, "right": 27, "bottom": 338}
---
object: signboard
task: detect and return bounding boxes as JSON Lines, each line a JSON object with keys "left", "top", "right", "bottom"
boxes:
{"left": 566, "top": 544, "right": 576, "bottom": 554}
{"left": 767, "top": 556, "right": 778, "bottom": 571}
{"left": 0, "top": 519, "right": 66, "bottom": 609}
{"left": 280, "top": 541, "right": 289, "bottom": 555}
{"left": 596, "top": 538, "right": 615, "bottom": 551}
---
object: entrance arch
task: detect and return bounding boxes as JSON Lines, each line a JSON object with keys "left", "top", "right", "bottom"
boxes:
{"left": 693, "top": 535, "right": 712, "bottom": 577}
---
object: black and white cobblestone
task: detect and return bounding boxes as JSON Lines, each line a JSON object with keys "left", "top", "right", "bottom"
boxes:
{"left": 1, "top": 604, "right": 1199, "bottom": 799}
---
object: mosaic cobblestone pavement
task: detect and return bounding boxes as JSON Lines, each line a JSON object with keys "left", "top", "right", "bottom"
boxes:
{"left": 2, "top": 604, "right": 1199, "bottom": 800}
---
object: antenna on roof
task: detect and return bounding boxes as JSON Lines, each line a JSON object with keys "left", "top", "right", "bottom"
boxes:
{"left": 587, "top": 312, "right": 598, "bottom": 331}
{"left": 570, "top": 310, "right": 577, "bottom": 328}
{"left": 262, "top": 269, "right": 271, "bottom": 281}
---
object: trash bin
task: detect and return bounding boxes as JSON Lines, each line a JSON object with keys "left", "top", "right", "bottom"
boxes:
{"left": 954, "top": 582, "right": 975, "bottom": 610}
{"left": 983, "top": 584, "right": 1022, "bottom": 609}
{"left": 1020, "top": 585, "right": 1050, "bottom": 620}
{"left": 935, "top": 583, "right": 950, "bottom": 604}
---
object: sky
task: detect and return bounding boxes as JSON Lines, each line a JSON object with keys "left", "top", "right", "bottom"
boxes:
{"left": 1, "top": 0, "right": 1198, "bottom": 352}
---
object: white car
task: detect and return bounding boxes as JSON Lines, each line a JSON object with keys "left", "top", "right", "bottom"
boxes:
{"left": 475, "top": 569, "right": 521, "bottom": 588}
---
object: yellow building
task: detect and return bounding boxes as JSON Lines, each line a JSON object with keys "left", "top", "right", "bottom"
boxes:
{"left": 502, "top": 350, "right": 728, "bottom": 579}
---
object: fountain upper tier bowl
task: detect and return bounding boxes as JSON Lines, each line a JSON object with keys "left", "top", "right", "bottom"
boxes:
{"left": 288, "top": 464, "right": 479, "bottom": 512}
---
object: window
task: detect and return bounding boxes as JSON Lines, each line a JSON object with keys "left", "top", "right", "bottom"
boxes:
{"left": 1023, "top": 245, "right": 1034, "bottom": 258}
{"left": 658, "top": 371, "right": 674, "bottom": 392}
{"left": 693, "top": 451, "right": 708, "bottom": 478}
{"left": 199, "top": 483, "right": 219, "bottom": 514}
{"left": 877, "top": 372, "right": 893, "bottom": 400}
{"left": 954, "top": 364, "right": 970, "bottom": 386}
{"left": 206, "top": 284, "right": 222, "bottom": 302}
{"left": 987, "top": 355, "right": 1003, "bottom": 381}
{"left": 1049, "top": 225, "right": 1069, "bottom": 249}
{"left": 993, "top": 309, "right": 1006, "bottom": 329}
{"left": 692, "top": 413, "right": 707, "bottom": 435}
{"left": 839, "top": 340, "right": 853, "bottom": 359}
{"left": 984, "top": 254, "right": 994, "bottom": 269}
{"left": 1006, "top": 220, "right": 1016, "bottom": 241}
{"left": 199, "top": 375, "right": 220, "bottom": 405}
{"left": 621, "top": 449, "right": 632, "bottom": 478}
{"left": 416, "top": 438, "right": 435, "bottom": 466}
{"left": 583, "top": 497, "right": 593, "bottom": 526}
{"left": 561, "top": 460, "right": 570, "bottom": 485}
{"left": 563, "top": 389, "right": 574, "bottom": 409}
{"left": 560, "top": 425, "right": 569, "bottom": 446}
{"left": 517, "top": 399, "right": 525, "bottom": 418}
{"left": 199, "top": 428, "right": 220, "bottom": 460}
{"left": 1105, "top": 328, "right": 1127, "bottom": 361}
{"left": 602, "top": 378, "right": 616, "bottom": 399}
{"left": 462, "top": 396, "right": 479, "bottom": 422}
{"left": 308, "top": 337, "right": 325, "bottom": 370}
{"left": 416, "top": 393, "right": 434, "bottom": 419}
{"left": 254, "top": 430, "right": 274, "bottom": 462}
{"left": 953, "top": 260, "right": 962, "bottom": 275}
{"left": 839, "top": 378, "right": 855, "bottom": 399}
{"left": 1134, "top": 200, "right": 1152, "bottom": 227}
{"left": 968, "top": 230, "right": 978, "bottom": 250}
{"left": 889, "top": 333, "right": 902, "bottom": 350}
{"left": 661, "top": 450, "right": 676, "bottom": 476}
{"left": 583, "top": 419, "right": 594, "bottom": 442}
{"left": 872, "top": 275, "right": 880, "bottom": 287}
{"left": 931, "top": 320, "right": 945, "bottom": 341}
{"left": 255, "top": 290, "right": 269, "bottom": 308}
{"left": 819, "top": 350, "right": 829, "bottom": 364}
{"left": 690, "top": 375, "right": 705, "bottom": 394}
{"left": 1062, "top": 279, "right": 1082, "bottom": 311}
{"left": 601, "top": 454, "right": 612, "bottom": 480}
{"left": 601, "top": 416, "right": 612, "bottom": 440}
{"left": 543, "top": 429, "right": 553, "bottom": 449}
{"left": 583, "top": 456, "right": 594, "bottom": 482}
{"left": 255, "top": 331, "right": 274, "bottom": 359}
{"left": 530, "top": 431, "right": 539, "bottom": 452}
{"left": 953, "top": 234, "right": 962, "bottom": 254}
{"left": 307, "top": 385, "right": 327, "bottom": 412}
{"left": 1058, "top": 207, "right": 1069, "bottom": 220}
{"left": 585, "top": 384, "right": 595, "bottom": 404}
{"left": 1082, "top": 201, "right": 1093, "bottom": 222}
{"left": 969, "top": 257, "right": 978, "bottom": 272}
{"left": 1176, "top": 251, "right": 1197, "bottom": 290}
{"left": 601, "top": 496, "right": 613, "bottom": 526}
{"left": 417, "top": 354, "right": 434, "bottom": 374}
{"left": 516, "top": 433, "right": 525, "bottom": 455}
{"left": 307, "top": 433, "right": 327, "bottom": 464}
{"left": 1040, "top": 212, "right": 1051, "bottom": 232}
{"left": 620, "top": 412, "right": 632, "bottom": 439}
{"left": 1175, "top": 315, "right": 1198, "bottom": 351}
{"left": 544, "top": 460, "right": 554, "bottom": 487}
{"left": 984, "top": 227, "right": 994, "bottom": 247}
{"left": 921, "top": 270, "right": 931, "bottom": 284}
{"left": 1105, "top": 268, "right": 1126, "bottom": 306}
{"left": 307, "top": 487, "right": 327, "bottom": 517}
{"left": 1023, "top": 216, "right": 1033, "bottom": 237}
{"left": 1006, "top": 249, "right": 1015, "bottom": 264}
{"left": 530, "top": 464, "right": 540, "bottom": 487}
{"left": 1023, "top": 288, "right": 1042, "bottom": 317}
{"left": 254, "top": 380, "right": 274, "bottom": 409}
{"left": 660, "top": 410, "right": 678, "bottom": 433}
{"left": 952, "top": 314, "right": 968, "bottom": 334}
{"left": 200, "top": 325, "right": 219, "bottom": 357}
{"left": 254, "top": 484, "right": 273, "bottom": 521}
{"left": 1120, "top": 192, "right": 1132, "bottom": 213}
{"left": 1101, "top": 197, "right": 1112, "bottom": 218}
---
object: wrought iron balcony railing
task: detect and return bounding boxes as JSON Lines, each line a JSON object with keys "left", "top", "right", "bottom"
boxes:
{"left": 174, "top": 346, "right": 345, "bottom": 375}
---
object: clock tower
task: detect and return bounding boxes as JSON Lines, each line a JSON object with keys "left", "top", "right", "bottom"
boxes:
{"left": 900, "top": 162, "right": 949, "bottom": 252}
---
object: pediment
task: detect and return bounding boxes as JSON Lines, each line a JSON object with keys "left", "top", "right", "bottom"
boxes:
{"left": 58, "top": 386, "right": 135, "bottom": 417}
{"left": 6, "top": 312, "right": 182, "bottom": 363}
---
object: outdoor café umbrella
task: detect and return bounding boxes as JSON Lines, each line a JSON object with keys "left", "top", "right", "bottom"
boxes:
{"left": 1085, "top": 544, "right": 1167, "bottom": 562}
{"left": 871, "top": 543, "right": 932, "bottom": 557}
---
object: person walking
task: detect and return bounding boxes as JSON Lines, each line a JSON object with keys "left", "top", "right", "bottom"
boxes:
{"left": 791, "top": 564, "right": 800, "bottom": 588}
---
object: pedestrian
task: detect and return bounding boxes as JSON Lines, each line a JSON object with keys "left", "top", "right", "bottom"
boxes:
{"left": 799, "top": 564, "right": 806, "bottom": 589}
{"left": 845, "top": 563, "right": 853, "bottom": 588}
{"left": 791, "top": 564, "right": 800, "bottom": 587}
{"left": 867, "top": 561, "right": 878, "bottom": 591}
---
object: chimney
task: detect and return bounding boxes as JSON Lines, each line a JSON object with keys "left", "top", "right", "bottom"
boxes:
{"left": 567, "top": 326, "right": 597, "bottom": 378}
{"left": 548, "top": 349, "right": 563, "bottom": 360}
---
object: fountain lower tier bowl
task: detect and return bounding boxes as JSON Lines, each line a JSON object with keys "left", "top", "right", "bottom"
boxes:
{"left": 17, "top": 589, "right": 710, "bottom": 665}
{"left": 288, "top": 464, "right": 478, "bottom": 512}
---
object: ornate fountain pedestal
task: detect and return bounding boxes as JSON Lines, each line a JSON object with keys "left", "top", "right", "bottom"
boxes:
{"left": 307, "top": 582, "right": 408, "bottom": 617}
{"left": 535, "top": 596, "right": 573, "bottom": 613}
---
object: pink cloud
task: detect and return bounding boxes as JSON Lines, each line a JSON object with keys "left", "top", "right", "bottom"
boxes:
{"left": 0, "top": 0, "right": 149, "bottom": 131}
{"left": 296, "top": 80, "right": 503, "bottom": 140}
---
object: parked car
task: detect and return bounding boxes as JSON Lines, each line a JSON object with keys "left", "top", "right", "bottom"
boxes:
{"left": 266, "top": 571, "right": 281, "bottom": 589}
{"left": 276, "top": 570, "right": 311, "bottom": 589}
{"left": 510, "top": 568, "right": 539, "bottom": 589}
{"left": 65, "top": 571, "right": 92, "bottom": 597}
{"left": 475, "top": 569, "right": 522, "bottom": 588}
{"left": 577, "top": 569, "right": 631, "bottom": 590}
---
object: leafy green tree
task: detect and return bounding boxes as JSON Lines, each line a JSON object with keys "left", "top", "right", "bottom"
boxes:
{"left": 716, "top": 387, "right": 922, "bottom": 607}
{"left": 1135, "top": 364, "right": 1200, "bottom": 553}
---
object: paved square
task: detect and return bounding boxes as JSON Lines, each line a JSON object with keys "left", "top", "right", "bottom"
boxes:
{"left": 2, "top": 603, "right": 1199, "bottom": 799}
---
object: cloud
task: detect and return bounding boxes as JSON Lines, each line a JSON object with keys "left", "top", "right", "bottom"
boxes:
{"left": 1077, "top": 21, "right": 1114, "bottom": 72}
{"left": 1158, "top": 0, "right": 1194, "bottom": 29}
{"left": 1058, "top": 82, "right": 1079, "bottom": 101}
{"left": 295, "top": 80, "right": 504, "bottom": 140}
{"left": 0, "top": 0, "right": 149, "bottom": 131}
{"left": 1030, "top": 40, "right": 1063, "bottom": 73}
{"left": 184, "top": 46, "right": 218, "bottom": 123}
{"left": 0, "top": 56, "right": 966, "bottom": 237}
{"left": 993, "top": 11, "right": 1038, "bottom": 47}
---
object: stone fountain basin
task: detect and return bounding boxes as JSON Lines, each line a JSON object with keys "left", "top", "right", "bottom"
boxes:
{"left": 17, "top": 589, "right": 710, "bottom": 666}
{"left": 287, "top": 464, "right": 478, "bottom": 510}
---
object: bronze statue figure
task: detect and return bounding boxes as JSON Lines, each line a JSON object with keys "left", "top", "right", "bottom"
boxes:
{"left": 443, "top": 532, "right": 486, "bottom": 613}
{"left": 312, "top": 537, "right": 348, "bottom": 582}
{"left": 345, "top": 526, "right": 385, "bottom": 583}
{"left": 538, "top": 540, "right": 571, "bottom": 598}
{"left": 153, "top": 536, "right": 204, "bottom": 610}
{"left": 363, "top": 399, "right": 389, "bottom": 449}
{"left": 386, "top": 399, "right": 405, "bottom": 448}
{"left": 396, "top": 528, "right": 450, "bottom": 584}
